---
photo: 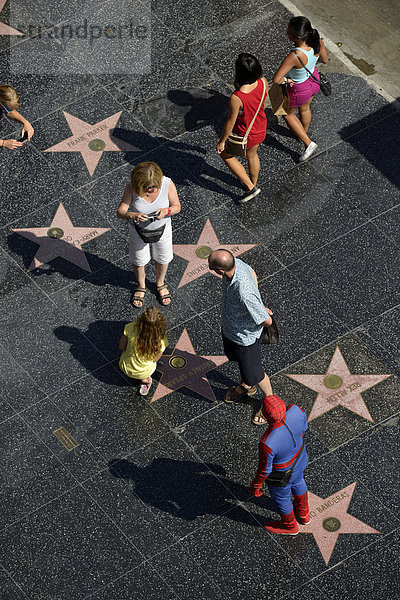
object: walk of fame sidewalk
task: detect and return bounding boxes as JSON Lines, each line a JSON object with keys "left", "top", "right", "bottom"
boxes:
{"left": 0, "top": 0, "right": 399, "bottom": 599}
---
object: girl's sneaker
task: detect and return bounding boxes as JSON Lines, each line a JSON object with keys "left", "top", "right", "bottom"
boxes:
{"left": 238, "top": 185, "right": 261, "bottom": 204}
{"left": 139, "top": 377, "right": 152, "bottom": 396}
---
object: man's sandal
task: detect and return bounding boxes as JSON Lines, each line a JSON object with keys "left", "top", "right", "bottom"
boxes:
{"left": 132, "top": 287, "right": 146, "bottom": 308}
{"left": 224, "top": 384, "right": 257, "bottom": 404}
{"left": 252, "top": 409, "right": 268, "bottom": 426}
{"left": 157, "top": 284, "right": 171, "bottom": 306}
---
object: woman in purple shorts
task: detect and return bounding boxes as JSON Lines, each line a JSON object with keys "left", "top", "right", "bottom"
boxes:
{"left": 273, "top": 16, "right": 328, "bottom": 162}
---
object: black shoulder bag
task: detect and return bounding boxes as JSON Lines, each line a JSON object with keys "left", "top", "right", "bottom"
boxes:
{"left": 261, "top": 315, "right": 279, "bottom": 345}
{"left": 292, "top": 49, "right": 331, "bottom": 97}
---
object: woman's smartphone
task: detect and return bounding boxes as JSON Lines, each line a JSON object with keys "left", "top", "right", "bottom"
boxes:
{"left": 18, "top": 131, "right": 28, "bottom": 143}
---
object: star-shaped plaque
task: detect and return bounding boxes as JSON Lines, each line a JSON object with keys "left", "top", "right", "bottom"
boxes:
{"left": 173, "top": 219, "right": 257, "bottom": 288}
{"left": 297, "top": 482, "right": 379, "bottom": 565}
{"left": 286, "top": 346, "right": 391, "bottom": 422}
{"left": 44, "top": 111, "right": 139, "bottom": 176}
{"left": 151, "top": 328, "right": 228, "bottom": 403}
{"left": 0, "top": 0, "right": 23, "bottom": 36}
{"left": 11, "top": 202, "right": 110, "bottom": 272}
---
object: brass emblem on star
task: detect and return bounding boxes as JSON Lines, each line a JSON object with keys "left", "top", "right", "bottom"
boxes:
{"left": 88, "top": 139, "right": 106, "bottom": 152}
{"left": 47, "top": 227, "right": 64, "bottom": 239}
{"left": 169, "top": 356, "right": 187, "bottom": 369}
{"left": 322, "top": 517, "right": 341, "bottom": 532}
{"left": 195, "top": 245, "right": 212, "bottom": 259}
{"left": 323, "top": 374, "right": 343, "bottom": 389}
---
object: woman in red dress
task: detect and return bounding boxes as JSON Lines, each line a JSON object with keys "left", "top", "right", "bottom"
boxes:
{"left": 216, "top": 53, "right": 268, "bottom": 204}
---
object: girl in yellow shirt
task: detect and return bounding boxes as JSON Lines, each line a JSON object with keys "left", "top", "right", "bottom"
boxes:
{"left": 119, "top": 307, "right": 168, "bottom": 395}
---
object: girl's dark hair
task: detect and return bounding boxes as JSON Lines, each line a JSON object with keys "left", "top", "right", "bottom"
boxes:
{"left": 289, "top": 16, "right": 320, "bottom": 54}
{"left": 234, "top": 53, "right": 262, "bottom": 89}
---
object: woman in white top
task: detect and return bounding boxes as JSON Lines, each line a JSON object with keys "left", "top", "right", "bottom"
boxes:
{"left": 117, "top": 162, "right": 181, "bottom": 307}
{"left": 273, "top": 16, "right": 328, "bottom": 162}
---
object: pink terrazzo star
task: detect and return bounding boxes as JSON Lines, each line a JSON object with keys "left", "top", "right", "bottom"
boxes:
{"left": 44, "top": 111, "right": 139, "bottom": 176}
{"left": 173, "top": 218, "right": 257, "bottom": 288}
{"left": 297, "top": 482, "right": 379, "bottom": 565}
{"left": 286, "top": 346, "right": 391, "bottom": 422}
{"left": 11, "top": 202, "right": 111, "bottom": 272}
{"left": 0, "top": 0, "right": 23, "bottom": 36}
{"left": 151, "top": 328, "right": 228, "bottom": 403}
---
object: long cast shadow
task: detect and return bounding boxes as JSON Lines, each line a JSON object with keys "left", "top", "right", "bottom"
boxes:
{"left": 54, "top": 322, "right": 234, "bottom": 399}
{"left": 109, "top": 457, "right": 275, "bottom": 525}
{"left": 166, "top": 88, "right": 229, "bottom": 134}
{"left": 112, "top": 128, "right": 239, "bottom": 196}
{"left": 339, "top": 99, "right": 400, "bottom": 189}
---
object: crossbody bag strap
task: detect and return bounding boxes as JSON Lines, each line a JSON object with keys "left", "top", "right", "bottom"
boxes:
{"left": 286, "top": 438, "right": 305, "bottom": 473}
{"left": 243, "top": 78, "right": 267, "bottom": 142}
{"left": 282, "top": 420, "right": 305, "bottom": 470}
{"left": 292, "top": 49, "right": 320, "bottom": 85}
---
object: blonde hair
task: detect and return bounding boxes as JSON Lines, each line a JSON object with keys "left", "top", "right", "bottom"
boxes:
{"left": 135, "top": 307, "right": 166, "bottom": 360}
{"left": 0, "top": 85, "right": 21, "bottom": 110}
{"left": 130, "top": 161, "right": 163, "bottom": 196}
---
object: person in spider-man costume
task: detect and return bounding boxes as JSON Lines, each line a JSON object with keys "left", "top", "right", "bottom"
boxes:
{"left": 250, "top": 395, "right": 310, "bottom": 535}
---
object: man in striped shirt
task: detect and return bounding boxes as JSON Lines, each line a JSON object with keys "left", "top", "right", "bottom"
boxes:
{"left": 250, "top": 395, "right": 310, "bottom": 535}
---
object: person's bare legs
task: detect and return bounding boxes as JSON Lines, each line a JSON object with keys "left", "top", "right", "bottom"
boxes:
{"left": 237, "top": 374, "right": 272, "bottom": 394}
{"left": 133, "top": 264, "right": 146, "bottom": 307}
{"left": 298, "top": 97, "right": 313, "bottom": 133}
{"left": 155, "top": 261, "right": 171, "bottom": 305}
{"left": 220, "top": 151, "right": 254, "bottom": 190}
{"left": 257, "top": 373, "right": 273, "bottom": 396}
{"left": 253, "top": 373, "right": 273, "bottom": 424}
{"left": 245, "top": 144, "right": 261, "bottom": 185}
{"left": 283, "top": 107, "right": 312, "bottom": 147}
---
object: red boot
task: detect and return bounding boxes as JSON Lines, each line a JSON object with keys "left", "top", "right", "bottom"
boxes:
{"left": 264, "top": 510, "right": 299, "bottom": 535}
{"left": 293, "top": 492, "right": 311, "bottom": 525}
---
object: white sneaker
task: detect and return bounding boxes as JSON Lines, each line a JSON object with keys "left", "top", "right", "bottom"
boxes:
{"left": 238, "top": 185, "right": 261, "bottom": 204}
{"left": 299, "top": 141, "right": 318, "bottom": 162}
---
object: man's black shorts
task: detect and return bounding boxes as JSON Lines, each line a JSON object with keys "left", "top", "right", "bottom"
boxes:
{"left": 222, "top": 332, "right": 264, "bottom": 386}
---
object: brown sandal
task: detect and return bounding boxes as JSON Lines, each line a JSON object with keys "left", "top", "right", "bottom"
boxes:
{"left": 252, "top": 409, "right": 268, "bottom": 426}
{"left": 157, "top": 284, "right": 171, "bottom": 306}
{"left": 132, "top": 287, "right": 146, "bottom": 308}
{"left": 224, "top": 384, "right": 257, "bottom": 404}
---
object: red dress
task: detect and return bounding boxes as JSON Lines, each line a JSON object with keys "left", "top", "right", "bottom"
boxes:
{"left": 232, "top": 78, "right": 267, "bottom": 148}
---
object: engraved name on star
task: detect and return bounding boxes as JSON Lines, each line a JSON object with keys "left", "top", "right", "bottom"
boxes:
{"left": 11, "top": 202, "right": 111, "bottom": 272}
{"left": 286, "top": 346, "right": 391, "bottom": 422}
{"left": 44, "top": 111, "right": 139, "bottom": 176}
{"left": 297, "top": 482, "right": 379, "bottom": 565}
{"left": 173, "top": 218, "right": 257, "bottom": 288}
{"left": 151, "top": 328, "right": 228, "bottom": 403}
{"left": 0, "top": 0, "right": 24, "bottom": 36}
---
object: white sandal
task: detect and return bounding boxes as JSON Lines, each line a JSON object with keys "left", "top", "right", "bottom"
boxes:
{"left": 139, "top": 377, "right": 152, "bottom": 396}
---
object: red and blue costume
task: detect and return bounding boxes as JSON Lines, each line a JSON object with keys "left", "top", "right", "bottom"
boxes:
{"left": 250, "top": 395, "right": 311, "bottom": 535}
